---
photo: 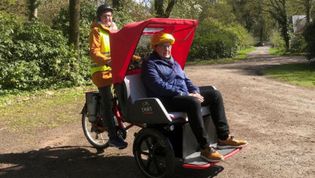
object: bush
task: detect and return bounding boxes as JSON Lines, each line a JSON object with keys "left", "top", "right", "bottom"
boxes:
{"left": 290, "top": 34, "right": 306, "bottom": 53}
{"left": 270, "top": 30, "right": 285, "bottom": 49}
{"left": 0, "top": 60, "right": 41, "bottom": 90}
{"left": 0, "top": 11, "right": 90, "bottom": 92}
{"left": 0, "top": 12, "right": 23, "bottom": 61}
{"left": 189, "top": 18, "right": 253, "bottom": 60}
{"left": 226, "top": 23, "right": 254, "bottom": 50}
{"left": 303, "top": 22, "right": 315, "bottom": 60}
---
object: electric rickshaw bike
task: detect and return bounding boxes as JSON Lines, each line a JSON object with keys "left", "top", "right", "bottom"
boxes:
{"left": 81, "top": 18, "right": 243, "bottom": 178}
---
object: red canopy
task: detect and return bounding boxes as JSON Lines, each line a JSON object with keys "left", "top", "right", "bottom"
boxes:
{"left": 110, "top": 18, "right": 198, "bottom": 84}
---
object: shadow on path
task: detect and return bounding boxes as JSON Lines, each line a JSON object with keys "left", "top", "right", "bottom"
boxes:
{"left": 0, "top": 146, "right": 224, "bottom": 178}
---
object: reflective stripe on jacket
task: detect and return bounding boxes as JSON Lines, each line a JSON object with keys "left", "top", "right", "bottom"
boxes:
{"left": 90, "top": 27, "right": 111, "bottom": 75}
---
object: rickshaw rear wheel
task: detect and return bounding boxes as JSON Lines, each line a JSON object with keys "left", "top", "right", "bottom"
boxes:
{"left": 82, "top": 113, "right": 109, "bottom": 149}
{"left": 133, "top": 128, "right": 175, "bottom": 178}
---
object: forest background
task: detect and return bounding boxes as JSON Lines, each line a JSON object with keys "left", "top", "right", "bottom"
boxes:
{"left": 0, "top": 0, "right": 314, "bottom": 93}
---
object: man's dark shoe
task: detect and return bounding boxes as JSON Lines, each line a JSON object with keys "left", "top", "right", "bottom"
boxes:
{"left": 108, "top": 136, "right": 128, "bottom": 149}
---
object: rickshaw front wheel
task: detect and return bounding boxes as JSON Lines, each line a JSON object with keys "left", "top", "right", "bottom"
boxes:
{"left": 133, "top": 128, "right": 175, "bottom": 178}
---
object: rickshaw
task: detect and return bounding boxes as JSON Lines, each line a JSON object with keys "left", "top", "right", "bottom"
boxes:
{"left": 81, "top": 18, "right": 243, "bottom": 178}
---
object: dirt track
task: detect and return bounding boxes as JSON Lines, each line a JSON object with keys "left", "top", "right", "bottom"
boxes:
{"left": 1, "top": 47, "right": 314, "bottom": 178}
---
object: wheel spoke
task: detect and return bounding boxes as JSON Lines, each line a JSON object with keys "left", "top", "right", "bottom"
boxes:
{"left": 152, "top": 155, "right": 163, "bottom": 174}
{"left": 146, "top": 136, "right": 154, "bottom": 148}
{"left": 146, "top": 157, "right": 153, "bottom": 170}
{"left": 140, "top": 151, "right": 149, "bottom": 156}
{"left": 145, "top": 139, "right": 151, "bottom": 150}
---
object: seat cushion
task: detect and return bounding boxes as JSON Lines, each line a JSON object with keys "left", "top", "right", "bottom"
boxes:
{"left": 169, "top": 112, "right": 187, "bottom": 121}
{"left": 168, "top": 106, "right": 210, "bottom": 122}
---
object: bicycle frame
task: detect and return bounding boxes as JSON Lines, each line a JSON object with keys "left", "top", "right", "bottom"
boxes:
{"left": 112, "top": 96, "right": 140, "bottom": 131}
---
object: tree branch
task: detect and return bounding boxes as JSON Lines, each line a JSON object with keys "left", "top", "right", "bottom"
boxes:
{"left": 164, "top": 0, "right": 176, "bottom": 18}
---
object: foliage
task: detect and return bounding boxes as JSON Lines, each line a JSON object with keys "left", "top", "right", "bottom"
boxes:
{"left": 303, "top": 21, "right": 315, "bottom": 60}
{"left": 189, "top": 18, "right": 253, "bottom": 60}
{"left": 269, "top": 47, "right": 286, "bottom": 56}
{"left": 0, "top": 0, "right": 27, "bottom": 18}
{"left": 52, "top": 0, "right": 152, "bottom": 55}
{"left": 229, "top": 0, "right": 274, "bottom": 44}
{"left": 171, "top": 0, "right": 203, "bottom": 19}
{"left": 199, "top": 1, "right": 236, "bottom": 24}
{"left": 114, "top": 7, "right": 144, "bottom": 28}
{"left": 37, "top": 0, "right": 68, "bottom": 25}
{"left": 266, "top": 0, "right": 290, "bottom": 50}
{"left": 0, "top": 12, "right": 90, "bottom": 92}
{"left": 114, "top": 1, "right": 152, "bottom": 28}
{"left": 52, "top": 1, "right": 95, "bottom": 53}
{"left": 270, "top": 30, "right": 285, "bottom": 49}
{"left": 226, "top": 23, "right": 254, "bottom": 49}
{"left": 289, "top": 34, "right": 307, "bottom": 53}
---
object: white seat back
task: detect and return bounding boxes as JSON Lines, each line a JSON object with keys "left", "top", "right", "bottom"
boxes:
{"left": 124, "top": 73, "right": 147, "bottom": 103}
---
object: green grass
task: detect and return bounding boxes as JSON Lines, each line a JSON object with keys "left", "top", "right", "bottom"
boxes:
{"left": 269, "top": 47, "right": 286, "bottom": 56}
{"left": 269, "top": 47, "right": 305, "bottom": 56}
{"left": 263, "top": 63, "right": 315, "bottom": 88}
{"left": 187, "top": 47, "right": 256, "bottom": 65}
{"left": 0, "top": 85, "right": 96, "bottom": 133}
{"left": 235, "top": 47, "right": 256, "bottom": 59}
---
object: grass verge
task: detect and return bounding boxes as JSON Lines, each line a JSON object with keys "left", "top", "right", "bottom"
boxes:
{"left": 187, "top": 47, "right": 256, "bottom": 65}
{"left": 269, "top": 47, "right": 286, "bottom": 56}
{"left": 0, "top": 85, "right": 96, "bottom": 133}
{"left": 269, "top": 47, "right": 305, "bottom": 56}
{"left": 263, "top": 63, "right": 315, "bottom": 88}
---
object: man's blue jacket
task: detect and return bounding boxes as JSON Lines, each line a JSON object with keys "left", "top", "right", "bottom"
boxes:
{"left": 141, "top": 51, "right": 199, "bottom": 98}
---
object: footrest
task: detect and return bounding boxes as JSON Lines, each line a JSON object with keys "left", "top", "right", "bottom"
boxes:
{"left": 182, "top": 147, "right": 242, "bottom": 169}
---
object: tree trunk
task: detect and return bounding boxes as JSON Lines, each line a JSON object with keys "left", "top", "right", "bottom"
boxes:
{"left": 259, "top": 24, "right": 264, "bottom": 44}
{"left": 304, "top": 0, "right": 311, "bottom": 23}
{"left": 164, "top": 0, "right": 176, "bottom": 17}
{"left": 69, "top": 0, "right": 80, "bottom": 51}
{"left": 154, "top": 0, "right": 176, "bottom": 18}
{"left": 258, "top": 0, "right": 264, "bottom": 44}
{"left": 155, "top": 0, "right": 164, "bottom": 17}
{"left": 28, "top": 0, "right": 40, "bottom": 21}
{"left": 282, "top": 23, "right": 290, "bottom": 50}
